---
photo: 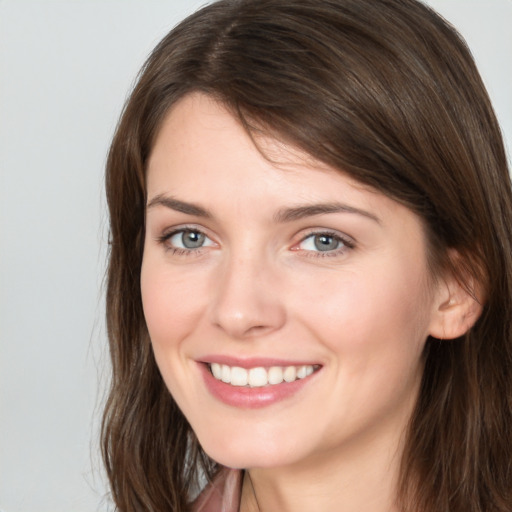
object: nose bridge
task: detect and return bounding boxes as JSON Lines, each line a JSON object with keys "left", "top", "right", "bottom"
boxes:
{"left": 209, "top": 242, "right": 286, "bottom": 339}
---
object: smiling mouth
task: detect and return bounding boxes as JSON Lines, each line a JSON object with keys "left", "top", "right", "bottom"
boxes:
{"left": 208, "top": 363, "right": 320, "bottom": 388}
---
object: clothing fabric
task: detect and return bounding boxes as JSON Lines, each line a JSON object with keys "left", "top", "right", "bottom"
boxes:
{"left": 191, "top": 468, "right": 242, "bottom": 512}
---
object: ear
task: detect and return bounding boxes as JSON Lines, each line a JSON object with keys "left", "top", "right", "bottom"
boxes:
{"left": 428, "top": 259, "right": 484, "bottom": 340}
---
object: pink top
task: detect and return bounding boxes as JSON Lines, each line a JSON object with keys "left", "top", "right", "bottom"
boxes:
{"left": 191, "top": 468, "right": 243, "bottom": 512}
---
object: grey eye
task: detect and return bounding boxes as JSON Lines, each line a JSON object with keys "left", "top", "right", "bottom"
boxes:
{"left": 168, "top": 229, "right": 214, "bottom": 250}
{"left": 298, "top": 233, "right": 344, "bottom": 252}
{"left": 313, "top": 234, "right": 341, "bottom": 251}
{"left": 181, "top": 230, "right": 206, "bottom": 249}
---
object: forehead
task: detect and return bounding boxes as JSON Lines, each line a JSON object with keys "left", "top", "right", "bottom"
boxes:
{"left": 147, "top": 93, "right": 417, "bottom": 229}
{"left": 149, "top": 94, "right": 365, "bottom": 199}
{"left": 148, "top": 93, "right": 309, "bottom": 180}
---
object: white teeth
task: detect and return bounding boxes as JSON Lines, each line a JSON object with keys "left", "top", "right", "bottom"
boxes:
{"left": 209, "top": 363, "right": 317, "bottom": 387}
{"left": 230, "top": 366, "right": 248, "bottom": 387}
{"left": 248, "top": 367, "right": 268, "bottom": 387}
{"left": 297, "top": 365, "right": 307, "bottom": 379}
{"left": 211, "top": 363, "right": 222, "bottom": 380}
{"left": 221, "top": 364, "right": 231, "bottom": 383}
{"left": 283, "top": 366, "right": 296, "bottom": 382}
{"left": 268, "top": 366, "right": 284, "bottom": 385}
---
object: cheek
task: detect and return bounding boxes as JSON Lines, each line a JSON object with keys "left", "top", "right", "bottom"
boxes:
{"left": 140, "top": 260, "right": 207, "bottom": 349}
{"left": 140, "top": 260, "right": 210, "bottom": 408}
{"left": 292, "top": 260, "right": 432, "bottom": 359}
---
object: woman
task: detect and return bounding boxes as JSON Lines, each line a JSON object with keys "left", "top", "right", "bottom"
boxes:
{"left": 102, "top": 0, "right": 512, "bottom": 510}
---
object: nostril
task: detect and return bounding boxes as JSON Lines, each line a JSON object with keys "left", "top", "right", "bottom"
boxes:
{"left": 245, "top": 324, "right": 276, "bottom": 336}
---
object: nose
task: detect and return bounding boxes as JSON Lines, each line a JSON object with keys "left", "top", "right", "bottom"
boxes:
{"left": 209, "top": 251, "right": 287, "bottom": 340}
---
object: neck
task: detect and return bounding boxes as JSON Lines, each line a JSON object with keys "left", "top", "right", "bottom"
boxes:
{"left": 240, "top": 423, "right": 406, "bottom": 512}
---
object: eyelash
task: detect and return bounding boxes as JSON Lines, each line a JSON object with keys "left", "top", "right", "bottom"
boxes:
{"left": 295, "top": 230, "right": 355, "bottom": 258}
{"left": 157, "top": 226, "right": 214, "bottom": 256}
{"left": 156, "top": 227, "right": 355, "bottom": 258}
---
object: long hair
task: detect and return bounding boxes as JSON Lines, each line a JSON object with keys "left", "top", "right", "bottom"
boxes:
{"left": 102, "top": 0, "right": 512, "bottom": 510}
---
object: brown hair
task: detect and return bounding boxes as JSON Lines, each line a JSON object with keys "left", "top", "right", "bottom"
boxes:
{"left": 102, "top": 0, "right": 512, "bottom": 510}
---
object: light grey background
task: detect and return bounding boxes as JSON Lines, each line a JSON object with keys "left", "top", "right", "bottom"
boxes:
{"left": 0, "top": 1, "right": 510, "bottom": 511}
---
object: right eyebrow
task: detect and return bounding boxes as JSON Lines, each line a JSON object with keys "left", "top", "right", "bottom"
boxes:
{"left": 146, "top": 194, "right": 212, "bottom": 218}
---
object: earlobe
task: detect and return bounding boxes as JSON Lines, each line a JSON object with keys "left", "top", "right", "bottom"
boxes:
{"left": 428, "top": 274, "right": 484, "bottom": 340}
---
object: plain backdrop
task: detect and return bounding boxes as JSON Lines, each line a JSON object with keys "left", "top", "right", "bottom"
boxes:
{"left": 0, "top": 1, "right": 510, "bottom": 511}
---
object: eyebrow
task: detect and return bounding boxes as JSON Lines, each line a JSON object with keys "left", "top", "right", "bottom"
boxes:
{"left": 146, "top": 194, "right": 212, "bottom": 218}
{"left": 274, "top": 202, "right": 380, "bottom": 224}
{"left": 146, "top": 194, "right": 380, "bottom": 224}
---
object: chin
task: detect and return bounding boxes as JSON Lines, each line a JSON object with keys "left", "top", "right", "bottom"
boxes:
{"left": 203, "top": 448, "right": 295, "bottom": 470}
{"left": 197, "top": 428, "right": 301, "bottom": 469}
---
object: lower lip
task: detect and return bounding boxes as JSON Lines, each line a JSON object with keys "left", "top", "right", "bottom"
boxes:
{"left": 199, "top": 363, "right": 319, "bottom": 409}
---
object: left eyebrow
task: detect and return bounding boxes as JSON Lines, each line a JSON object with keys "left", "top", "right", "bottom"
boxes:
{"left": 274, "top": 202, "right": 380, "bottom": 224}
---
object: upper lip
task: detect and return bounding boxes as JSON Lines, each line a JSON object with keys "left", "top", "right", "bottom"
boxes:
{"left": 198, "top": 355, "right": 321, "bottom": 369}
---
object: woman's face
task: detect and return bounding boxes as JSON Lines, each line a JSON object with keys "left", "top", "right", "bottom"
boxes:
{"left": 141, "top": 93, "right": 443, "bottom": 471}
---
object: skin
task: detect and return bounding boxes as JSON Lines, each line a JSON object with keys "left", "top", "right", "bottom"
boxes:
{"left": 141, "top": 93, "right": 461, "bottom": 511}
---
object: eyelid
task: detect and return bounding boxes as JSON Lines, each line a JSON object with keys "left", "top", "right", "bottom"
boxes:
{"left": 156, "top": 224, "right": 218, "bottom": 253}
{"left": 291, "top": 229, "right": 356, "bottom": 255}
{"left": 158, "top": 222, "right": 211, "bottom": 238}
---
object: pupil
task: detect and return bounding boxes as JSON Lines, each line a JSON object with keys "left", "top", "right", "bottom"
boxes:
{"left": 314, "top": 234, "right": 338, "bottom": 251}
{"left": 183, "top": 230, "right": 205, "bottom": 249}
